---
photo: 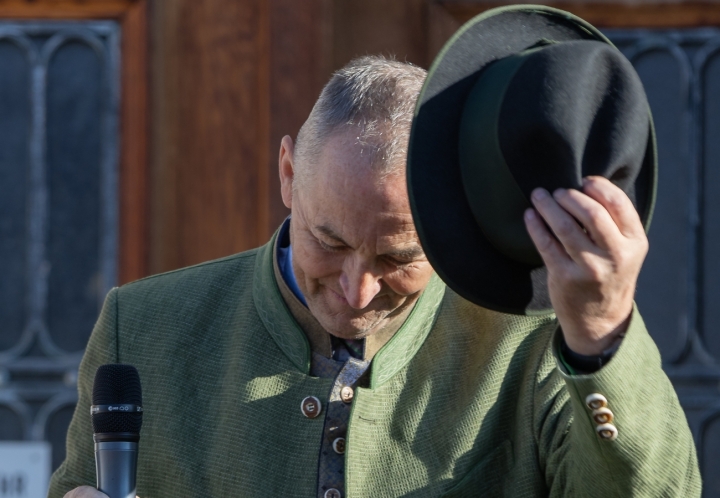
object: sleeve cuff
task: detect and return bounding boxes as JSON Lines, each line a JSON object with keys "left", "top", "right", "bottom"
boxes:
{"left": 559, "top": 331, "right": 624, "bottom": 375}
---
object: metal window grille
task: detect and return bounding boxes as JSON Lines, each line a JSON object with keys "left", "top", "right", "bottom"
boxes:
{"left": 0, "top": 20, "right": 119, "bottom": 471}
{"left": 608, "top": 29, "right": 720, "bottom": 496}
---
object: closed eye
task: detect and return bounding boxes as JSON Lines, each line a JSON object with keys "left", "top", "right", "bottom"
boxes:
{"left": 383, "top": 247, "right": 426, "bottom": 267}
{"left": 384, "top": 255, "right": 412, "bottom": 267}
{"left": 318, "top": 239, "right": 346, "bottom": 252}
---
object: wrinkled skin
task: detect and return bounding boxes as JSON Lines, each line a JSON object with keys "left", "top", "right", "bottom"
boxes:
{"left": 524, "top": 177, "right": 648, "bottom": 354}
{"left": 278, "top": 130, "right": 434, "bottom": 340}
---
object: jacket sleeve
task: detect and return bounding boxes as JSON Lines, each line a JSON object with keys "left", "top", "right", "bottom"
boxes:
{"left": 47, "top": 288, "right": 120, "bottom": 498}
{"left": 537, "top": 305, "right": 702, "bottom": 497}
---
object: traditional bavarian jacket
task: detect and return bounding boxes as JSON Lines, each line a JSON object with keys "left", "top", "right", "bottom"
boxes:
{"left": 48, "top": 228, "right": 701, "bottom": 497}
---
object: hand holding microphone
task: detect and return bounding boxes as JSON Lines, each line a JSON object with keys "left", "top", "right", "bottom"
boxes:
{"left": 90, "top": 364, "right": 143, "bottom": 498}
{"left": 63, "top": 364, "right": 143, "bottom": 498}
{"left": 62, "top": 486, "right": 134, "bottom": 498}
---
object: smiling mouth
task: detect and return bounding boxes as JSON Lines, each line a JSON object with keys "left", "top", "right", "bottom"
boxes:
{"left": 327, "top": 286, "right": 348, "bottom": 304}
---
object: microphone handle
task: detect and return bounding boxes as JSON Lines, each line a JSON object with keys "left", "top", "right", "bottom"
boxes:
{"left": 95, "top": 441, "right": 138, "bottom": 498}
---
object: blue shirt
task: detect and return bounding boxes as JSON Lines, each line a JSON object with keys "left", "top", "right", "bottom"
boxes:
{"left": 277, "top": 242, "right": 307, "bottom": 306}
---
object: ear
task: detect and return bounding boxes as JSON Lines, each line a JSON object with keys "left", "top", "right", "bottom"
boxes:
{"left": 279, "top": 135, "right": 295, "bottom": 209}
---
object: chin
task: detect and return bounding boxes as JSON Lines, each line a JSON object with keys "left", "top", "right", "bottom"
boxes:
{"left": 306, "top": 294, "right": 389, "bottom": 339}
{"left": 310, "top": 300, "right": 385, "bottom": 339}
{"left": 320, "top": 313, "right": 380, "bottom": 340}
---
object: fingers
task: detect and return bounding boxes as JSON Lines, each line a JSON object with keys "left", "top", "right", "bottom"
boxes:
{"left": 64, "top": 486, "right": 108, "bottom": 498}
{"left": 551, "top": 187, "right": 619, "bottom": 250}
{"left": 523, "top": 207, "right": 571, "bottom": 268}
{"left": 582, "top": 176, "right": 645, "bottom": 238}
{"left": 528, "top": 188, "right": 597, "bottom": 261}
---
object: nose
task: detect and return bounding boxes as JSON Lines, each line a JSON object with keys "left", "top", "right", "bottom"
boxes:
{"left": 339, "top": 259, "right": 382, "bottom": 309}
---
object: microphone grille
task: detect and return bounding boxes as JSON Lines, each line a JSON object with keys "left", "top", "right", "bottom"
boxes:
{"left": 92, "top": 364, "right": 143, "bottom": 434}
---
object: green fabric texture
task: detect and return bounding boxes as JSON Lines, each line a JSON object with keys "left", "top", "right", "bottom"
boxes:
{"left": 48, "top": 233, "right": 701, "bottom": 497}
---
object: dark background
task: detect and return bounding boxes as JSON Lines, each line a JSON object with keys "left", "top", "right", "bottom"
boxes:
{"left": 0, "top": 0, "right": 718, "bottom": 495}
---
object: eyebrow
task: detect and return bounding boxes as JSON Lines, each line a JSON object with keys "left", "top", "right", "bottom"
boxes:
{"left": 316, "top": 225, "right": 348, "bottom": 244}
{"left": 385, "top": 246, "right": 426, "bottom": 260}
{"left": 316, "top": 224, "right": 425, "bottom": 260}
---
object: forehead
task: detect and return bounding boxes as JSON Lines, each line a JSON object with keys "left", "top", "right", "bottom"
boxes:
{"left": 313, "top": 130, "right": 407, "bottom": 203}
{"left": 303, "top": 130, "right": 417, "bottom": 243}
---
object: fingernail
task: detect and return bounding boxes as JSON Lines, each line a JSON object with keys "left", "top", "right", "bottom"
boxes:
{"left": 532, "top": 188, "right": 549, "bottom": 201}
{"left": 524, "top": 208, "right": 536, "bottom": 221}
{"left": 553, "top": 188, "right": 566, "bottom": 198}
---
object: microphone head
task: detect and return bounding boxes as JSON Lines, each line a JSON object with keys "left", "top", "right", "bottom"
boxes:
{"left": 92, "top": 364, "right": 143, "bottom": 435}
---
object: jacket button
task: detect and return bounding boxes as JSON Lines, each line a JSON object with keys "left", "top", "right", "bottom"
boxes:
{"left": 332, "top": 437, "right": 346, "bottom": 454}
{"left": 596, "top": 423, "right": 618, "bottom": 441}
{"left": 324, "top": 488, "right": 342, "bottom": 498}
{"left": 585, "top": 393, "right": 608, "bottom": 410}
{"left": 340, "top": 386, "right": 354, "bottom": 403}
{"left": 301, "top": 396, "right": 322, "bottom": 418}
{"left": 592, "top": 407, "right": 614, "bottom": 425}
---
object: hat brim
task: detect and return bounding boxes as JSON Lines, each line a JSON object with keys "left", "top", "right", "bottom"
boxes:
{"left": 407, "top": 5, "right": 657, "bottom": 315}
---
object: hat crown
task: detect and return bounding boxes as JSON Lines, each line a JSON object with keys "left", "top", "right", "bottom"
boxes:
{"left": 459, "top": 39, "right": 650, "bottom": 265}
{"left": 501, "top": 40, "right": 650, "bottom": 199}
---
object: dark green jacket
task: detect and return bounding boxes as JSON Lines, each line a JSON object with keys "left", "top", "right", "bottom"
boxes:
{"left": 48, "top": 235, "right": 701, "bottom": 497}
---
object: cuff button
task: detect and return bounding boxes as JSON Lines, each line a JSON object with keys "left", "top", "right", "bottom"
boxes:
{"left": 592, "top": 407, "right": 614, "bottom": 425}
{"left": 596, "top": 423, "right": 618, "bottom": 441}
{"left": 585, "top": 393, "right": 608, "bottom": 410}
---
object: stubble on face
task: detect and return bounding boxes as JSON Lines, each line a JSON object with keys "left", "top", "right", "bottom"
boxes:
{"left": 288, "top": 130, "right": 434, "bottom": 340}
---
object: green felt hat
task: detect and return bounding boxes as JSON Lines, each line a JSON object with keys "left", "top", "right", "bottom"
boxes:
{"left": 407, "top": 5, "right": 657, "bottom": 315}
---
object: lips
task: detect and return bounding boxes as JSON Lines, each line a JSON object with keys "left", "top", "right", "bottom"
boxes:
{"left": 326, "top": 286, "right": 348, "bottom": 305}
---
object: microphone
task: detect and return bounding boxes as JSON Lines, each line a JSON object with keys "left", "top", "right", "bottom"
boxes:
{"left": 91, "top": 364, "right": 143, "bottom": 498}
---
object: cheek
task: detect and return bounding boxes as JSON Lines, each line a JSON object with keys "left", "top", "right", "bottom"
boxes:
{"left": 294, "top": 244, "right": 343, "bottom": 280}
{"left": 383, "top": 264, "right": 434, "bottom": 296}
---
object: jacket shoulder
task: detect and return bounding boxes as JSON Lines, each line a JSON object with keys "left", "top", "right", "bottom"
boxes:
{"left": 116, "top": 247, "right": 261, "bottom": 310}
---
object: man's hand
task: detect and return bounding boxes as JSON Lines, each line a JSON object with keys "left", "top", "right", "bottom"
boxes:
{"left": 63, "top": 487, "right": 138, "bottom": 498}
{"left": 524, "top": 176, "right": 648, "bottom": 356}
{"left": 63, "top": 487, "right": 107, "bottom": 498}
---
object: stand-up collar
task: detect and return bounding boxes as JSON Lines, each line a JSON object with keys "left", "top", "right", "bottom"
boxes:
{"left": 254, "top": 227, "right": 446, "bottom": 387}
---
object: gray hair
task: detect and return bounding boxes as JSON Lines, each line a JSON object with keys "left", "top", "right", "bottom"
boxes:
{"left": 294, "top": 55, "right": 427, "bottom": 188}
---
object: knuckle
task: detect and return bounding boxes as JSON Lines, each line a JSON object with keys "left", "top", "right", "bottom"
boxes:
{"left": 580, "top": 259, "right": 605, "bottom": 281}
{"left": 606, "top": 192, "right": 627, "bottom": 210}
{"left": 616, "top": 239, "right": 647, "bottom": 264}
{"left": 554, "top": 219, "right": 576, "bottom": 238}
{"left": 586, "top": 206, "right": 604, "bottom": 225}
{"left": 587, "top": 266, "right": 604, "bottom": 282}
{"left": 641, "top": 242, "right": 649, "bottom": 258}
{"left": 535, "top": 234, "right": 555, "bottom": 253}
{"left": 584, "top": 176, "right": 603, "bottom": 193}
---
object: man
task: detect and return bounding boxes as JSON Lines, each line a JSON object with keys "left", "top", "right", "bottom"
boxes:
{"left": 52, "top": 20, "right": 700, "bottom": 498}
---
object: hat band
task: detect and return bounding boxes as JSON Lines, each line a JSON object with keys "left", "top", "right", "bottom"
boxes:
{"left": 458, "top": 49, "right": 544, "bottom": 266}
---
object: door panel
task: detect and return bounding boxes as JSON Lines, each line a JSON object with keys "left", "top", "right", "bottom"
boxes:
{"left": 46, "top": 38, "right": 105, "bottom": 354}
{"left": 701, "top": 47, "right": 720, "bottom": 362}
{"left": 602, "top": 28, "right": 720, "bottom": 497}
{"left": 626, "top": 43, "right": 692, "bottom": 364}
{"left": 0, "top": 37, "right": 31, "bottom": 353}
